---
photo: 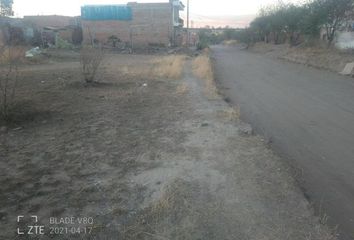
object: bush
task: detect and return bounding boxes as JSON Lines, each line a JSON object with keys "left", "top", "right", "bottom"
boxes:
{"left": 197, "top": 28, "right": 226, "bottom": 46}
{"left": 233, "top": 28, "right": 254, "bottom": 48}
{"left": 196, "top": 41, "right": 209, "bottom": 51}
{"left": 80, "top": 46, "right": 104, "bottom": 83}
{"left": 56, "top": 37, "right": 74, "bottom": 49}
{"left": 108, "top": 35, "right": 121, "bottom": 48}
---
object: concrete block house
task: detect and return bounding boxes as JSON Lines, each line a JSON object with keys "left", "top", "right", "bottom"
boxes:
{"left": 81, "top": 0, "right": 185, "bottom": 48}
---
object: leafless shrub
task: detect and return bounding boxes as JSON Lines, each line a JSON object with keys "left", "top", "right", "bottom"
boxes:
{"left": 0, "top": 45, "right": 24, "bottom": 121}
{"left": 80, "top": 46, "right": 104, "bottom": 83}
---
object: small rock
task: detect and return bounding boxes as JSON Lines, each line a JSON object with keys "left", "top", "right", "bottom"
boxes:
{"left": 340, "top": 62, "right": 354, "bottom": 76}
{"left": 0, "top": 211, "right": 7, "bottom": 220}
{"left": 238, "top": 123, "right": 253, "bottom": 135}
{"left": 12, "top": 127, "right": 23, "bottom": 131}
{"left": 168, "top": 49, "right": 176, "bottom": 54}
{"left": 201, "top": 123, "right": 209, "bottom": 127}
{"left": 0, "top": 126, "right": 7, "bottom": 133}
{"left": 143, "top": 83, "right": 148, "bottom": 87}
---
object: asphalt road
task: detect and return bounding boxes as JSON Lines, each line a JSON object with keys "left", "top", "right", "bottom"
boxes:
{"left": 212, "top": 45, "right": 354, "bottom": 240}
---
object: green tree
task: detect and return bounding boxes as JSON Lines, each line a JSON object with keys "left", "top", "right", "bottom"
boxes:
{"left": 0, "top": 0, "right": 14, "bottom": 17}
{"left": 108, "top": 35, "right": 120, "bottom": 48}
{"left": 299, "top": 2, "right": 323, "bottom": 37}
{"left": 281, "top": 4, "right": 308, "bottom": 45}
{"left": 250, "top": 15, "right": 272, "bottom": 43}
{"left": 233, "top": 28, "right": 254, "bottom": 48}
{"left": 249, "top": 0, "right": 354, "bottom": 46}
{"left": 310, "top": 0, "right": 354, "bottom": 45}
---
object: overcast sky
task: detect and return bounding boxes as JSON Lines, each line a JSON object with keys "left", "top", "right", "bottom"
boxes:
{"left": 13, "top": 0, "right": 303, "bottom": 27}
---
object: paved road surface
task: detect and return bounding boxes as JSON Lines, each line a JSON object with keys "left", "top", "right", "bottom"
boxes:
{"left": 212, "top": 45, "right": 354, "bottom": 240}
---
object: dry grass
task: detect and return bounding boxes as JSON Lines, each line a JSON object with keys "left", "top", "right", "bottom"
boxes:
{"left": 176, "top": 83, "right": 189, "bottom": 95}
{"left": 192, "top": 53, "right": 219, "bottom": 98}
{"left": 223, "top": 40, "right": 239, "bottom": 46}
{"left": 121, "top": 179, "right": 193, "bottom": 240}
{"left": 118, "top": 55, "right": 186, "bottom": 80}
{"left": 152, "top": 55, "right": 186, "bottom": 79}
{"left": 217, "top": 106, "right": 240, "bottom": 121}
{"left": 0, "top": 46, "right": 25, "bottom": 64}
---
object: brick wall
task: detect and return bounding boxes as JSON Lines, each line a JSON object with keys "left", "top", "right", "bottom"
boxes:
{"left": 82, "top": 3, "right": 174, "bottom": 48}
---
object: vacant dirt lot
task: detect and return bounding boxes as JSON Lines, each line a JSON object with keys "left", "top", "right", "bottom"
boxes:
{"left": 0, "top": 51, "right": 336, "bottom": 239}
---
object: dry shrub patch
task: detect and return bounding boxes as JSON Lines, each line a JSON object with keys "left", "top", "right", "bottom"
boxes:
{"left": 114, "top": 54, "right": 186, "bottom": 80}
{"left": 223, "top": 40, "right": 239, "bottom": 46}
{"left": 192, "top": 53, "right": 219, "bottom": 98}
{"left": 217, "top": 107, "right": 240, "bottom": 121}
{"left": 152, "top": 55, "right": 186, "bottom": 79}
{"left": 120, "top": 179, "right": 225, "bottom": 240}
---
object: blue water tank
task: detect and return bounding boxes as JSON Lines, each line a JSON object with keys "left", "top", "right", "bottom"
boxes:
{"left": 81, "top": 5, "right": 132, "bottom": 21}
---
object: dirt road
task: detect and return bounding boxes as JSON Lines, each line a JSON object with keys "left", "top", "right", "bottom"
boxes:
{"left": 212, "top": 45, "right": 354, "bottom": 240}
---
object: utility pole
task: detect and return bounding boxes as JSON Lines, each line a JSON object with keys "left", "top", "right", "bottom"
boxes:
{"left": 187, "top": 0, "right": 190, "bottom": 47}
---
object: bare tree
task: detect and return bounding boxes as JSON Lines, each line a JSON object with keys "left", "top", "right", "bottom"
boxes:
{"left": 80, "top": 46, "right": 104, "bottom": 83}
{"left": 0, "top": 46, "right": 23, "bottom": 120}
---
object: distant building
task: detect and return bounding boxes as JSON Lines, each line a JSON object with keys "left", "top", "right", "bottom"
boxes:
{"left": 23, "top": 15, "right": 82, "bottom": 46}
{"left": 0, "top": 15, "right": 82, "bottom": 47}
{"left": 81, "top": 0, "right": 185, "bottom": 48}
{"left": 0, "top": 16, "right": 40, "bottom": 46}
{"left": 23, "top": 15, "right": 80, "bottom": 29}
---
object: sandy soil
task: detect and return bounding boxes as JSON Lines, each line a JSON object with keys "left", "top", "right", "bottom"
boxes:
{"left": 0, "top": 52, "right": 336, "bottom": 239}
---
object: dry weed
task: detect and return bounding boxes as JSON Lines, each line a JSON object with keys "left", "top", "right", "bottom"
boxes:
{"left": 192, "top": 53, "right": 219, "bottom": 98}
{"left": 152, "top": 55, "right": 186, "bottom": 79}
{"left": 176, "top": 83, "right": 189, "bottom": 95}
{"left": 223, "top": 40, "right": 239, "bottom": 46}
{"left": 217, "top": 106, "right": 240, "bottom": 121}
{"left": 0, "top": 46, "right": 25, "bottom": 64}
{"left": 121, "top": 179, "right": 193, "bottom": 240}
{"left": 118, "top": 55, "right": 186, "bottom": 80}
{"left": 119, "top": 65, "right": 150, "bottom": 77}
